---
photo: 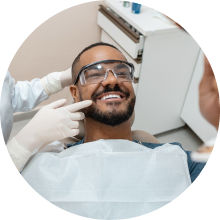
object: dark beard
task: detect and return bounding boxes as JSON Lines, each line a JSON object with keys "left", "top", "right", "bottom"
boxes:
{"left": 86, "top": 97, "right": 135, "bottom": 126}
{"left": 80, "top": 85, "right": 136, "bottom": 126}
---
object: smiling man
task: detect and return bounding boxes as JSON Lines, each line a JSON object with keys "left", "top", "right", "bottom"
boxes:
{"left": 70, "top": 42, "right": 136, "bottom": 142}
{"left": 22, "top": 42, "right": 206, "bottom": 219}
{"left": 67, "top": 42, "right": 205, "bottom": 183}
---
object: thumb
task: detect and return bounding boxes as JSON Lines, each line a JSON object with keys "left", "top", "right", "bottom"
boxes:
{"left": 46, "top": 99, "right": 67, "bottom": 109}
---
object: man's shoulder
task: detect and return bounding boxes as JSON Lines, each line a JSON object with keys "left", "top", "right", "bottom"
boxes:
{"left": 138, "top": 141, "right": 183, "bottom": 150}
{"left": 138, "top": 141, "right": 206, "bottom": 183}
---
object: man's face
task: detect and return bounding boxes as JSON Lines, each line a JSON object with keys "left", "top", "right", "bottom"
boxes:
{"left": 70, "top": 45, "right": 136, "bottom": 126}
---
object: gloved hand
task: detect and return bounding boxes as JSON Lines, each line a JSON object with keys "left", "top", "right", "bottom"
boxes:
{"left": 40, "top": 67, "right": 73, "bottom": 95}
{"left": 16, "top": 98, "right": 92, "bottom": 151}
{"left": 60, "top": 67, "right": 73, "bottom": 88}
{"left": 7, "top": 99, "right": 92, "bottom": 171}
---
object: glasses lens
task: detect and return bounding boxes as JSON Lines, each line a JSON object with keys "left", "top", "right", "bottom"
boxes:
{"left": 83, "top": 63, "right": 106, "bottom": 84}
{"left": 81, "top": 61, "right": 133, "bottom": 85}
{"left": 113, "top": 63, "right": 132, "bottom": 81}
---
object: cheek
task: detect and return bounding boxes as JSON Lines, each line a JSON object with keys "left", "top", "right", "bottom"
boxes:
{"left": 130, "top": 86, "right": 135, "bottom": 96}
{"left": 78, "top": 85, "right": 97, "bottom": 100}
{"left": 123, "top": 82, "right": 135, "bottom": 96}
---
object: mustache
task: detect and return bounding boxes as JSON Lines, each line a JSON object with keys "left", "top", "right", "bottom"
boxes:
{"left": 91, "top": 84, "right": 130, "bottom": 101}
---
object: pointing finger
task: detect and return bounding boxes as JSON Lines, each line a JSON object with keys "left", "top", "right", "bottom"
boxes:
{"left": 46, "top": 99, "right": 67, "bottom": 109}
{"left": 65, "top": 100, "right": 92, "bottom": 112}
{"left": 70, "top": 112, "right": 85, "bottom": 120}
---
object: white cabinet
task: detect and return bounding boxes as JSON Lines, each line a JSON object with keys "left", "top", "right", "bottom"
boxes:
{"left": 181, "top": 50, "right": 217, "bottom": 142}
{"left": 97, "top": 11, "right": 144, "bottom": 59}
{"left": 133, "top": 30, "right": 200, "bottom": 134}
{"left": 97, "top": 1, "right": 202, "bottom": 135}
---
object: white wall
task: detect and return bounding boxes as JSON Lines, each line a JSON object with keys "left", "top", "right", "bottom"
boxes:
{"left": 9, "top": 1, "right": 102, "bottom": 106}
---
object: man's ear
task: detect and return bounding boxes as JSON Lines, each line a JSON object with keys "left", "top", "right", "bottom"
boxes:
{"left": 69, "top": 85, "right": 80, "bottom": 102}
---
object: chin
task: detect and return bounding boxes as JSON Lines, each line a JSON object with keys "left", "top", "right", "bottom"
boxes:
{"left": 86, "top": 97, "right": 136, "bottom": 126}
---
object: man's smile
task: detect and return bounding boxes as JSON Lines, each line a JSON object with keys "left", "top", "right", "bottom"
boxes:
{"left": 91, "top": 84, "right": 130, "bottom": 105}
{"left": 95, "top": 91, "right": 126, "bottom": 104}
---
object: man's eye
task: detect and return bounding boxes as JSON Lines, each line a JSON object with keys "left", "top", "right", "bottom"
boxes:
{"left": 87, "top": 73, "right": 104, "bottom": 78}
{"left": 117, "top": 72, "right": 129, "bottom": 78}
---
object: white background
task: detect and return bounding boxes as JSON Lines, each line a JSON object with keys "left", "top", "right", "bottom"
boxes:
{"left": 0, "top": 0, "right": 219, "bottom": 219}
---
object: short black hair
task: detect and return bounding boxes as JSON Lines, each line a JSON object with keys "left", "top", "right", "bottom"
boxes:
{"left": 71, "top": 42, "right": 120, "bottom": 81}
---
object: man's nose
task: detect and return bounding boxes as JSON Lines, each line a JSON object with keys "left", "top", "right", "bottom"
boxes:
{"left": 101, "top": 70, "right": 118, "bottom": 87}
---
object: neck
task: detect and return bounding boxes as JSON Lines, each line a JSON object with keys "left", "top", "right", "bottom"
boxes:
{"left": 84, "top": 118, "right": 132, "bottom": 143}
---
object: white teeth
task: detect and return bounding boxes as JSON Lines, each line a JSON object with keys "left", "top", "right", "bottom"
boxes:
{"left": 101, "top": 94, "right": 121, "bottom": 100}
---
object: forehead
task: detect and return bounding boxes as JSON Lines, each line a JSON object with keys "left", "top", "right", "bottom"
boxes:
{"left": 78, "top": 46, "right": 126, "bottom": 69}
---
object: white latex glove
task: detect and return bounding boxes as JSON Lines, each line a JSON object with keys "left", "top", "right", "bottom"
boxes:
{"left": 7, "top": 99, "right": 92, "bottom": 171}
{"left": 60, "top": 67, "right": 73, "bottom": 88}
{"left": 40, "top": 67, "right": 72, "bottom": 95}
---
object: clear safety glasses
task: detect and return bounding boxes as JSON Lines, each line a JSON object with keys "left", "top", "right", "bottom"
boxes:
{"left": 73, "top": 59, "right": 134, "bottom": 85}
